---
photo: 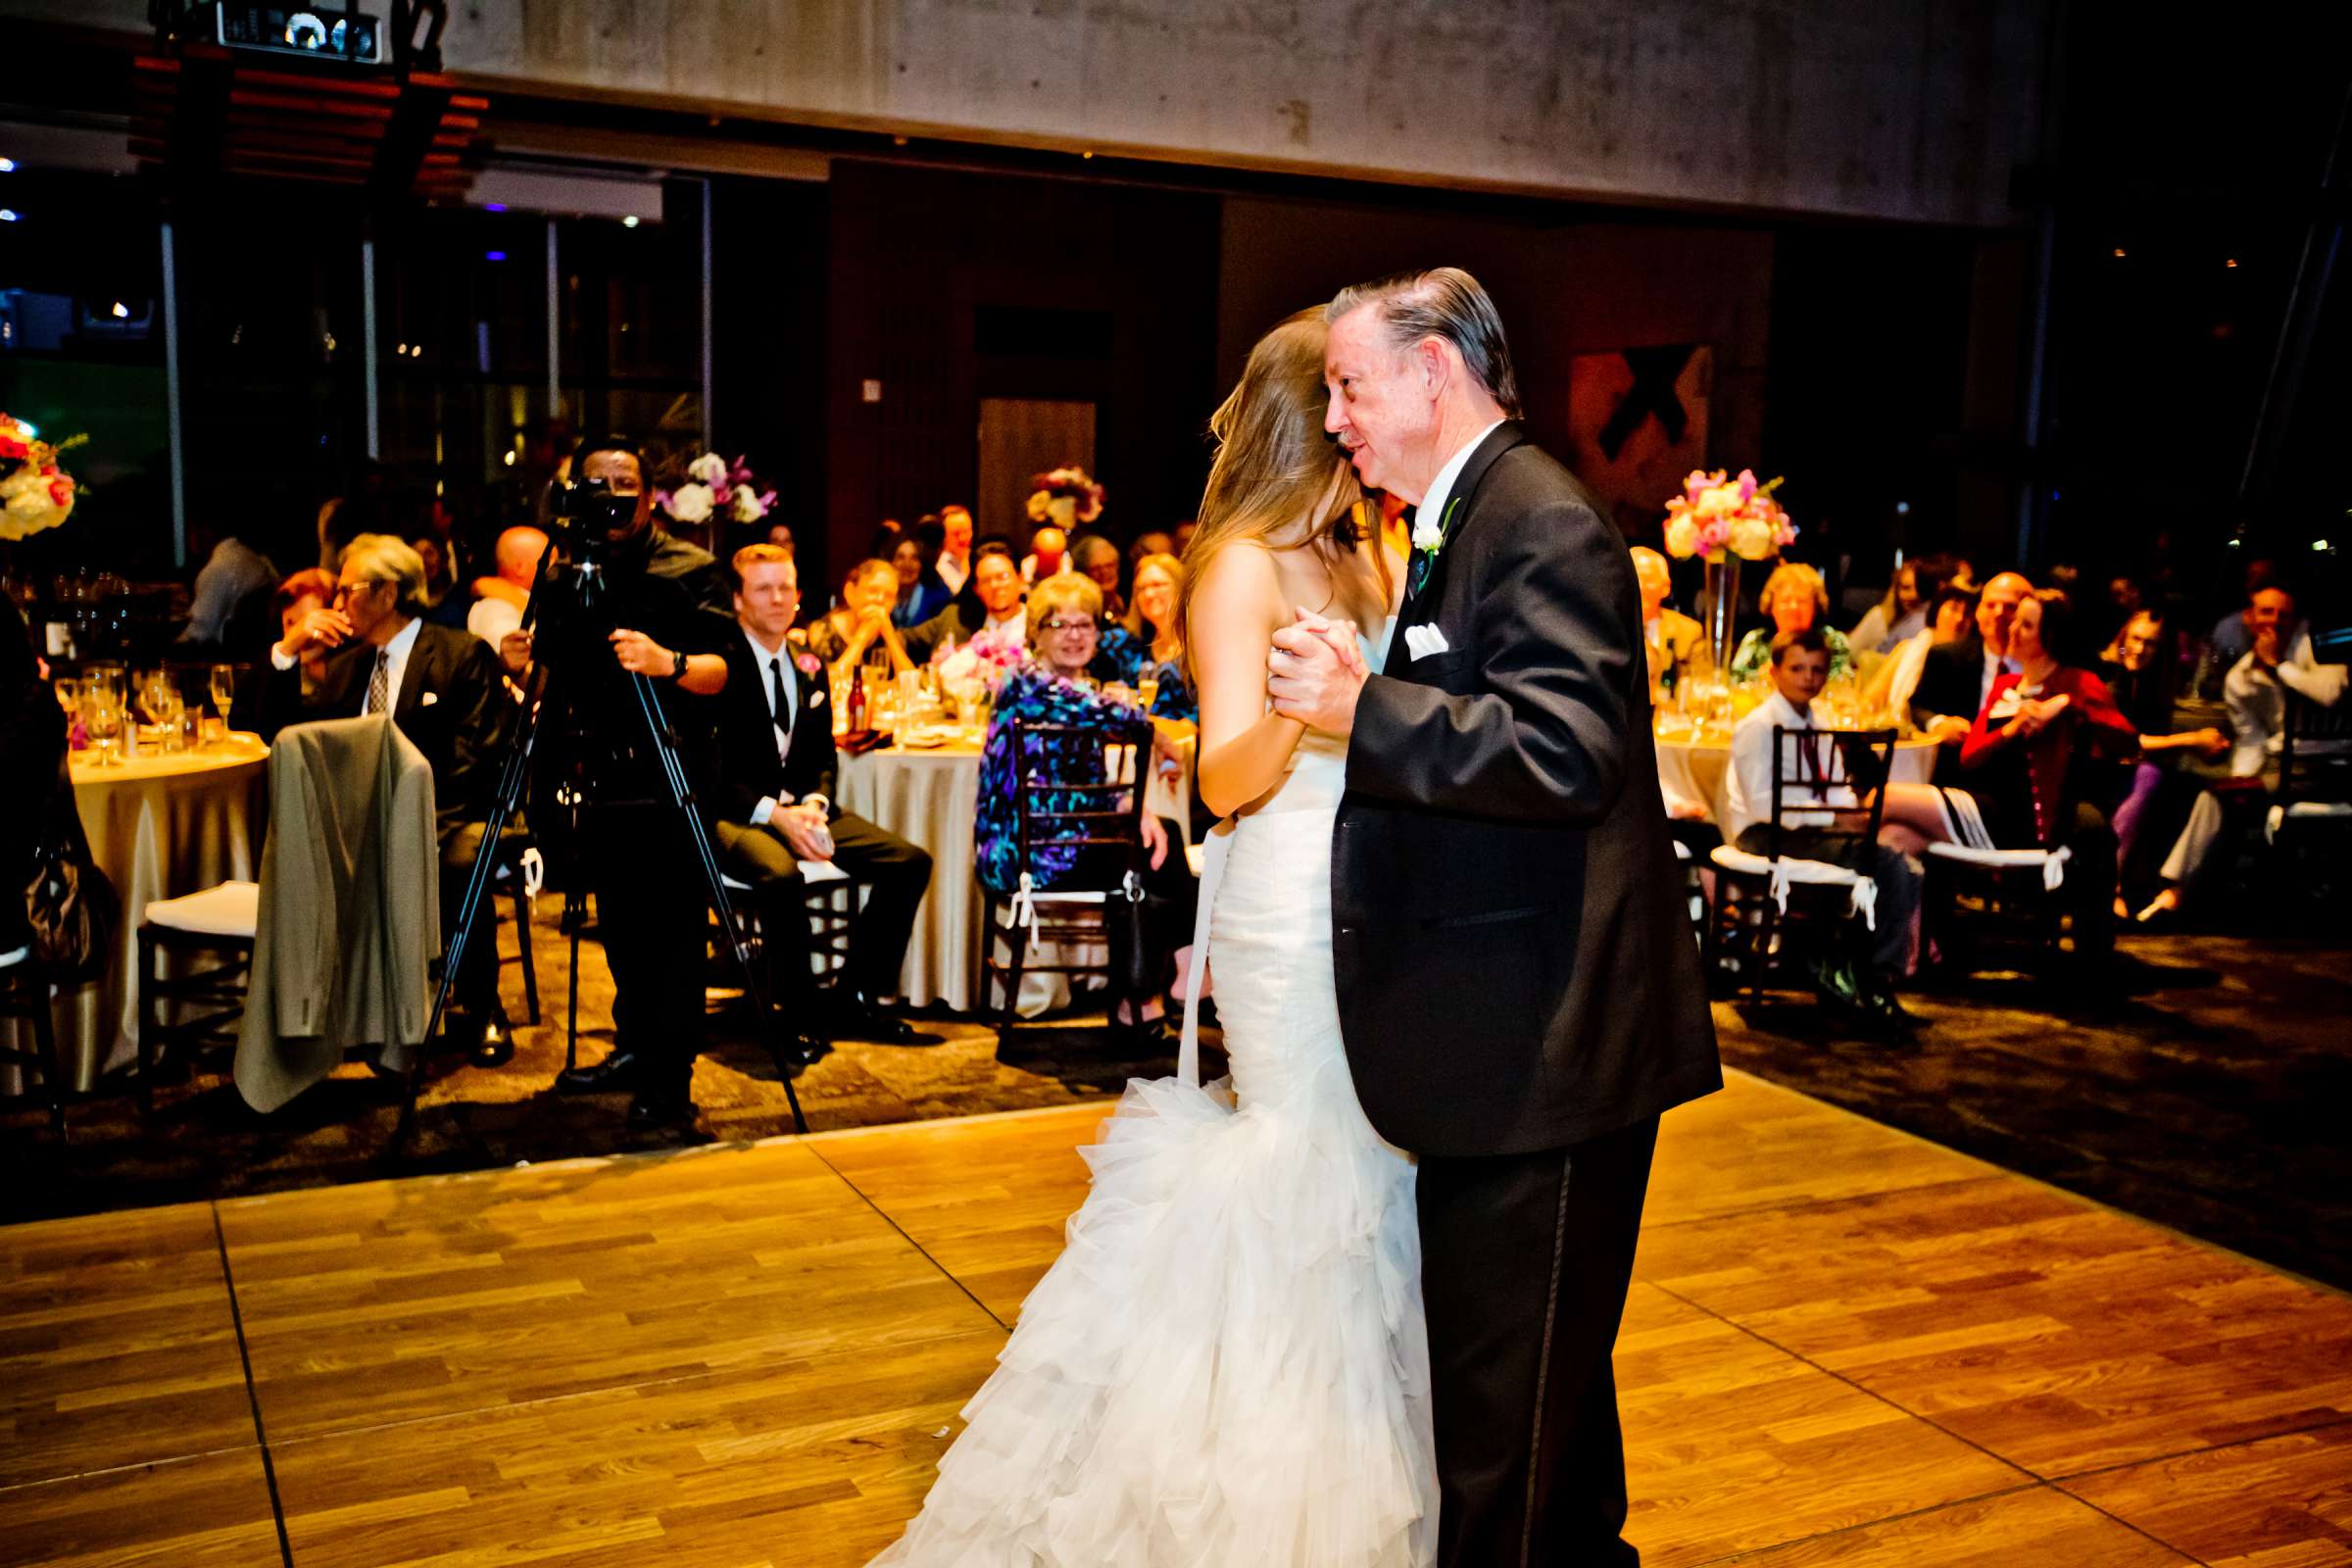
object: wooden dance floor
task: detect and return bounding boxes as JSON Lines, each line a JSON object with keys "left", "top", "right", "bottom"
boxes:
{"left": 4, "top": 1068, "right": 2349, "bottom": 1567}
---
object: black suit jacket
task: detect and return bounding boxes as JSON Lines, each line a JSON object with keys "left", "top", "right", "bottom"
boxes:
{"left": 1336, "top": 423, "right": 1722, "bottom": 1157}
{"left": 260, "top": 620, "right": 512, "bottom": 843}
{"left": 1914, "top": 633, "right": 1990, "bottom": 729}
{"left": 713, "top": 634, "right": 839, "bottom": 825}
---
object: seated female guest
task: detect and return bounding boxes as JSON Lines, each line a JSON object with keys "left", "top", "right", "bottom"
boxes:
{"left": 2100, "top": 608, "right": 2228, "bottom": 915}
{"left": 1091, "top": 552, "right": 1199, "bottom": 725}
{"left": 1730, "top": 562, "right": 1853, "bottom": 685}
{"left": 975, "top": 572, "right": 1195, "bottom": 1036}
{"left": 1959, "top": 589, "right": 2139, "bottom": 965}
{"left": 808, "top": 558, "right": 917, "bottom": 677}
{"left": 1851, "top": 554, "right": 1956, "bottom": 656}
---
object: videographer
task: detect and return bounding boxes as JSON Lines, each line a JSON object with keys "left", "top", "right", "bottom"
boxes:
{"left": 497, "top": 435, "right": 734, "bottom": 1129}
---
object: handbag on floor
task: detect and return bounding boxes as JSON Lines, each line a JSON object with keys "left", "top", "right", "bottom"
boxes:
{"left": 23, "top": 754, "right": 117, "bottom": 982}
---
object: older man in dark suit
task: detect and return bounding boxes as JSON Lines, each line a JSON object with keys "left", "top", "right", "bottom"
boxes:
{"left": 713, "top": 545, "right": 933, "bottom": 1046}
{"left": 263, "top": 531, "right": 514, "bottom": 1063}
{"left": 1269, "top": 269, "right": 1721, "bottom": 1568}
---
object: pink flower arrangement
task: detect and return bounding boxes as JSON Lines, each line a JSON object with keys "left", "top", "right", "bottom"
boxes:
{"left": 931, "top": 626, "right": 1025, "bottom": 687}
{"left": 0, "top": 411, "right": 85, "bottom": 542}
{"left": 657, "top": 451, "right": 778, "bottom": 528}
{"left": 1661, "top": 467, "right": 1795, "bottom": 562}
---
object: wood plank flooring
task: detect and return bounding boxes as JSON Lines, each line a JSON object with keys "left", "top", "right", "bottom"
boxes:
{"left": 1, "top": 1069, "right": 2346, "bottom": 1567}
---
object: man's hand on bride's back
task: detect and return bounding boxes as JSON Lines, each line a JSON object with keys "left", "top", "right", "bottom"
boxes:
{"left": 1268, "top": 609, "right": 1370, "bottom": 735}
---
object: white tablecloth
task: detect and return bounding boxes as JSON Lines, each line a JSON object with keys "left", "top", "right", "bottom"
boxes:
{"left": 33, "top": 737, "right": 269, "bottom": 1087}
{"left": 835, "top": 734, "right": 1194, "bottom": 1014}
{"left": 1654, "top": 731, "right": 1937, "bottom": 828}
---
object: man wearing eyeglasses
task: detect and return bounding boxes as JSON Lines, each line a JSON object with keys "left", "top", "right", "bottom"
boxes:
{"left": 265, "top": 531, "right": 515, "bottom": 1065}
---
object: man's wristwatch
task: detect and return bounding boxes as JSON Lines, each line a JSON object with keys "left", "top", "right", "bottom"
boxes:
{"left": 663, "top": 647, "right": 687, "bottom": 682}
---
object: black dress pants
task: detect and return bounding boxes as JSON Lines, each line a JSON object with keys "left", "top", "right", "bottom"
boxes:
{"left": 2058, "top": 800, "right": 2118, "bottom": 959}
{"left": 1417, "top": 1117, "right": 1659, "bottom": 1568}
{"left": 714, "top": 812, "right": 934, "bottom": 1006}
{"left": 587, "top": 803, "right": 710, "bottom": 1098}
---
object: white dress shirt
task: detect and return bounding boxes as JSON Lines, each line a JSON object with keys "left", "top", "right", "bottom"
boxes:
{"left": 982, "top": 607, "right": 1026, "bottom": 644}
{"left": 1979, "top": 644, "right": 2019, "bottom": 715}
{"left": 272, "top": 613, "right": 421, "bottom": 713}
{"left": 2223, "top": 628, "right": 2349, "bottom": 776}
{"left": 1411, "top": 419, "right": 1507, "bottom": 553}
{"left": 1725, "top": 688, "right": 1838, "bottom": 842}
{"left": 743, "top": 626, "right": 800, "bottom": 826}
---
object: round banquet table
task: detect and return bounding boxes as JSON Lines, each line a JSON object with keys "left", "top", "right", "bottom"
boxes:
{"left": 1653, "top": 730, "right": 1939, "bottom": 828}
{"left": 49, "top": 735, "right": 270, "bottom": 1087}
{"left": 835, "top": 731, "right": 1195, "bottom": 1014}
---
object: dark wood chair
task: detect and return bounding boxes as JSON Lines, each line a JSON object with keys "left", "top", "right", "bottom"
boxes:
{"left": 1706, "top": 726, "right": 1896, "bottom": 1004}
{"left": 978, "top": 715, "right": 1152, "bottom": 1030}
{"left": 2268, "top": 690, "right": 2352, "bottom": 906}
{"left": 0, "top": 943, "right": 65, "bottom": 1135}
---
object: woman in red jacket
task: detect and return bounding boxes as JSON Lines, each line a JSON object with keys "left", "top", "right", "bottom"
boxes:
{"left": 1959, "top": 589, "right": 2140, "bottom": 962}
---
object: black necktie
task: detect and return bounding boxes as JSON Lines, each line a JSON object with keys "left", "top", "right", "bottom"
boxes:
{"left": 768, "top": 657, "right": 791, "bottom": 761}
{"left": 366, "top": 650, "right": 389, "bottom": 715}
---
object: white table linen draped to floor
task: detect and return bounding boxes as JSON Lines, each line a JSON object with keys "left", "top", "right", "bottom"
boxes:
{"left": 4, "top": 737, "right": 270, "bottom": 1092}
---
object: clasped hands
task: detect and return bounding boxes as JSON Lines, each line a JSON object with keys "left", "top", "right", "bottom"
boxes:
{"left": 1267, "top": 609, "right": 1370, "bottom": 735}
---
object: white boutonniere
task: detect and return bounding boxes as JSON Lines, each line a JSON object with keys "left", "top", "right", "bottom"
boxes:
{"left": 1408, "top": 497, "right": 1462, "bottom": 595}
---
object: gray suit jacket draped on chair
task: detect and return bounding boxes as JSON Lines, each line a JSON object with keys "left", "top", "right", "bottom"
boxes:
{"left": 234, "top": 714, "right": 439, "bottom": 1113}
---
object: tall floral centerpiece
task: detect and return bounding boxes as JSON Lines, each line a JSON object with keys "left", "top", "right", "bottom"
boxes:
{"left": 657, "top": 452, "right": 777, "bottom": 536}
{"left": 0, "top": 412, "right": 84, "bottom": 542}
{"left": 1661, "top": 467, "right": 1796, "bottom": 677}
{"left": 1025, "top": 465, "right": 1104, "bottom": 535}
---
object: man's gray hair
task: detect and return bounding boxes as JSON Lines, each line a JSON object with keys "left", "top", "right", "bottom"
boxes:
{"left": 1327, "top": 268, "right": 1523, "bottom": 419}
{"left": 340, "top": 532, "right": 427, "bottom": 613}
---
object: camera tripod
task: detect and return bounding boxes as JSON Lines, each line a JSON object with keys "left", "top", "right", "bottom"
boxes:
{"left": 398, "top": 531, "right": 808, "bottom": 1145}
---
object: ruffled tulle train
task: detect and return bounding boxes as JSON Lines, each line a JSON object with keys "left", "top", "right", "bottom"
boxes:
{"left": 866, "top": 793, "right": 1434, "bottom": 1567}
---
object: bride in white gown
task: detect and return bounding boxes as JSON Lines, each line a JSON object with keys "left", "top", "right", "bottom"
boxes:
{"left": 867, "top": 310, "right": 1435, "bottom": 1567}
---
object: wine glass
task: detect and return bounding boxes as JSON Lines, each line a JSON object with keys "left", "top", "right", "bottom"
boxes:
{"left": 1135, "top": 665, "right": 1162, "bottom": 715}
{"left": 53, "top": 673, "right": 80, "bottom": 717}
{"left": 210, "top": 663, "right": 236, "bottom": 743}
{"left": 81, "top": 686, "right": 123, "bottom": 766}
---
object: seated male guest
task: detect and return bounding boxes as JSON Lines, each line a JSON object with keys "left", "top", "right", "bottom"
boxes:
{"left": 1958, "top": 590, "right": 2139, "bottom": 964}
{"left": 1631, "top": 545, "right": 1703, "bottom": 690}
{"left": 1725, "top": 625, "right": 1920, "bottom": 1026}
{"left": 1911, "top": 569, "right": 2033, "bottom": 762}
{"left": 264, "top": 533, "right": 516, "bottom": 1062}
{"left": 906, "top": 544, "right": 1027, "bottom": 662}
{"left": 715, "top": 545, "right": 934, "bottom": 1044}
{"left": 466, "top": 524, "right": 550, "bottom": 648}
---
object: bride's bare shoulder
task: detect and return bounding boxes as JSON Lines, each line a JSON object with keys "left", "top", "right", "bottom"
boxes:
{"left": 1191, "top": 539, "right": 1285, "bottom": 614}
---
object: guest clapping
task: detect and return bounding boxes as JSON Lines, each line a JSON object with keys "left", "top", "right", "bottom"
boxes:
{"left": 976, "top": 573, "right": 1195, "bottom": 1036}
{"left": 1729, "top": 563, "right": 1852, "bottom": 685}
{"left": 1911, "top": 570, "right": 2034, "bottom": 747}
{"left": 1958, "top": 590, "right": 2139, "bottom": 964}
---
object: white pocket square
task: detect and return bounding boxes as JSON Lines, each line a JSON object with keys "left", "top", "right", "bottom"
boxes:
{"left": 1404, "top": 623, "right": 1451, "bottom": 662}
{"left": 419, "top": 691, "right": 439, "bottom": 707}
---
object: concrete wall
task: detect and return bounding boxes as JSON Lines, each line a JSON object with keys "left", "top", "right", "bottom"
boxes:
{"left": 26, "top": 0, "right": 2047, "bottom": 225}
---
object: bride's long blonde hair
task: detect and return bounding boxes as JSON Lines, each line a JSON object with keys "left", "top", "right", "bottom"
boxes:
{"left": 1177, "top": 310, "right": 1379, "bottom": 680}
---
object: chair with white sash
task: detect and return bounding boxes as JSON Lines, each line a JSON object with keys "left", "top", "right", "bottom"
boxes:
{"left": 1920, "top": 785, "right": 2074, "bottom": 972}
{"left": 136, "top": 879, "right": 259, "bottom": 1115}
{"left": 979, "top": 715, "right": 1152, "bottom": 1030}
{"left": 1705, "top": 726, "right": 1895, "bottom": 1005}
{"left": 2267, "top": 690, "right": 2352, "bottom": 906}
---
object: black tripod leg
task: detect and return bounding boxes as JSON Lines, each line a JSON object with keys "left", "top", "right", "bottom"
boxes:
{"left": 564, "top": 889, "right": 584, "bottom": 1075}
{"left": 626, "top": 672, "right": 808, "bottom": 1134}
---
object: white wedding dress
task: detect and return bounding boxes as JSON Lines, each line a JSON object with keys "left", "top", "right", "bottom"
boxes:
{"left": 867, "top": 621, "right": 1435, "bottom": 1568}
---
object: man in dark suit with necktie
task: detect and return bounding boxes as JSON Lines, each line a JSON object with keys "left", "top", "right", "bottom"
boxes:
{"left": 713, "top": 544, "right": 933, "bottom": 1045}
{"left": 263, "top": 532, "right": 515, "bottom": 1063}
